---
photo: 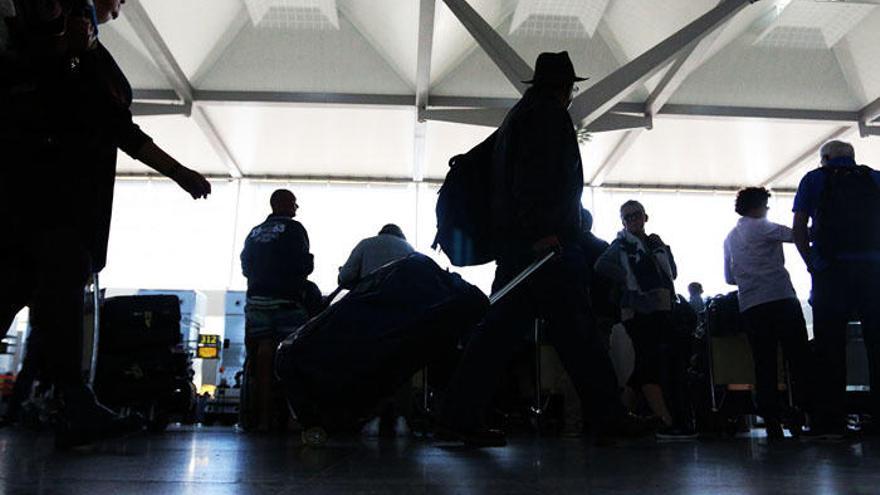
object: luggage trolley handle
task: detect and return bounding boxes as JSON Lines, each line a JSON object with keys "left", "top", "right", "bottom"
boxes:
{"left": 489, "top": 250, "right": 556, "bottom": 306}
{"left": 88, "top": 272, "right": 102, "bottom": 386}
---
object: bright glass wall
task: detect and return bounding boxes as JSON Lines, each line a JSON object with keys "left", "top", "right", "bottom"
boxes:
{"left": 99, "top": 180, "right": 813, "bottom": 302}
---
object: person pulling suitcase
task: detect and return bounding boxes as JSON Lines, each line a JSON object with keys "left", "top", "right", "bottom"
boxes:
{"left": 435, "top": 52, "right": 645, "bottom": 447}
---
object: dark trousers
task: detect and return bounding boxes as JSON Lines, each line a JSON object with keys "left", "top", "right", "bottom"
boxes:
{"left": 624, "top": 312, "right": 692, "bottom": 428}
{"left": 0, "top": 228, "right": 92, "bottom": 391}
{"left": 812, "top": 262, "right": 880, "bottom": 428}
{"left": 742, "top": 298, "right": 811, "bottom": 422}
{"left": 441, "top": 245, "right": 623, "bottom": 431}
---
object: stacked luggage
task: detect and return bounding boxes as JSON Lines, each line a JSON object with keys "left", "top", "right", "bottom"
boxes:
{"left": 94, "top": 295, "right": 196, "bottom": 431}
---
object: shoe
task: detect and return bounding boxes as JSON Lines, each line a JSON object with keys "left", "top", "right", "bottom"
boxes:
{"left": 54, "top": 385, "right": 145, "bottom": 449}
{"left": 765, "top": 420, "right": 785, "bottom": 440}
{"left": 655, "top": 426, "right": 699, "bottom": 441}
{"left": 432, "top": 421, "right": 507, "bottom": 448}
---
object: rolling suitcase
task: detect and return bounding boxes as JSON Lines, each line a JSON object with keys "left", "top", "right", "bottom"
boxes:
{"left": 276, "top": 251, "right": 554, "bottom": 440}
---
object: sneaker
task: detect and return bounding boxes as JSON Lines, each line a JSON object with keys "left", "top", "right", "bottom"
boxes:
{"left": 655, "top": 426, "right": 699, "bottom": 441}
{"left": 54, "top": 385, "right": 145, "bottom": 449}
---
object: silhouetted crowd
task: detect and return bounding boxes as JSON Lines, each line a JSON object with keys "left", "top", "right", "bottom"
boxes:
{"left": 3, "top": 1, "right": 880, "bottom": 449}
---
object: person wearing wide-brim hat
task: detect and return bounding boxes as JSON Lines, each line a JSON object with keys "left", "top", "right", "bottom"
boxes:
{"left": 438, "top": 52, "right": 644, "bottom": 447}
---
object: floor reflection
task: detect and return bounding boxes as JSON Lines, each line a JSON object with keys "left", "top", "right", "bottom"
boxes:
{"left": 0, "top": 426, "right": 879, "bottom": 494}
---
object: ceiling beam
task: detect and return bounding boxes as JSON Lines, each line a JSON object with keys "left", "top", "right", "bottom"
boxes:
{"left": 590, "top": 129, "right": 644, "bottom": 187}
{"left": 131, "top": 102, "right": 191, "bottom": 117}
{"left": 859, "top": 95, "right": 880, "bottom": 137}
{"left": 644, "top": 0, "right": 768, "bottom": 119}
{"left": 569, "top": 0, "right": 755, "bottom": 128}
{"left": 124, "top": 0, "right": 242, "bottom": 179}
{"left": 135, "top": 90, "right": 862, "bottom": 124}
{"left": 810, "top": 0, "right": 880, "bottom": 4}
{"left": 441, "top": 0, "right": 532, "bottom": 94}
{"left": 191, "top": 106, "right": 243, "bottom": 179}
{"left": 423, "top": 108, "right": 509, "bottom": 127}
{"left": 861, "top": 97, "right": 880, "bottom": 123}
{"left": 413, "top": 0, "right": 436, "bottom": 183}
{"left": 124, "top": 0, "right": 193, "bottom": 105}
{"left": 655, "top": 103, "right": 858, "bottom": 123}
{"left": 416, "top": 0, "right": 436, "bottom": 117}
{"left": 594, "top": 20, "right": 649, "bottom": 97}
{"left": 761, "top": 126, "right": 855, "bottom": 188}
{"left": 423, "top": 108, "right": 650, "bottom": 132}
{"left": 192, "top": 90, "right": 415, "bottom": 107}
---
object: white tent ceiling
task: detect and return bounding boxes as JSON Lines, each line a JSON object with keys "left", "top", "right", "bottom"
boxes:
{"left": 103, "top": 0, "right": 880, "bottom": 191}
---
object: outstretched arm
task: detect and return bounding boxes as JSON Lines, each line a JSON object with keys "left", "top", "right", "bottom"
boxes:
{"left": 792, "top": 212, "right": 812, "bottom": 272}
{"left": 723, "top": 240, "right": 736, "bottom": 285}
{"left": 133, "top": 141, "right": 212, "bottom": 199}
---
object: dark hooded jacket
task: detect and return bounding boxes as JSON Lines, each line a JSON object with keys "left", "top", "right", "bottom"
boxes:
{"left": 2, "top": 6, "right": 151, "bottom": 271}
{"left": 489, "top": 87, "right": 583, "bottom": 254}
{"left": 241, "top": 215, "right": 314, "bottom": 300}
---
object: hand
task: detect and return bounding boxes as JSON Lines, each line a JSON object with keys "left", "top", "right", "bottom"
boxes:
{"left": 65, "top": 15, "right": 96, "bottom": 56}
{"left": 171, "top": 167, "right": 211, "bottom": 199}
{"left": 532, "top": 235, "right": 561, "bottom": 253}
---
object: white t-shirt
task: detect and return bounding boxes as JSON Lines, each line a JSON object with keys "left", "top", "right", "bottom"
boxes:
{"left": 723, "top": 216, "right": 798, "bottom": 312}
{"left": 338, "top": 234, "right": 415, "bottom": 288}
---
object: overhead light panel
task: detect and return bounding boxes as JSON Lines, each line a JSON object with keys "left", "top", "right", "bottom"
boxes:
{"left": 243, "top": 0, "right": 339, "bottom": 30}
{"left": 510, "top": 0, "right": 610, "bottom": 38}
{"left": 756, "top": 0, "right": 875, "bottom": 49}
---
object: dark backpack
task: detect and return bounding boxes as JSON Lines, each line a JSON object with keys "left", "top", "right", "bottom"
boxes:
{"left": 432, "top": 131, "right": 498, "bottom": 267}
{"left": 705, "top": 292, "right": 743, "bottom": 337}
{"left": 815, "top": 165, "right": 880, "bottom": 259}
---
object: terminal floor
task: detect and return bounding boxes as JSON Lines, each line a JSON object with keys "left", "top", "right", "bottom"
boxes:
{"left": 1, "top": 426, "right": 879, "bottom": 494}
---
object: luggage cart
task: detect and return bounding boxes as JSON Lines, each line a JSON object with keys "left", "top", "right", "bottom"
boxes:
{"left": 701, "top": 320, "right": 797, "bottom": 436}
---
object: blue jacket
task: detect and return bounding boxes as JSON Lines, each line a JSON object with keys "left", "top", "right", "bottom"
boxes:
{"left": 241, "top": 215, "right": 314, "bottom": 300}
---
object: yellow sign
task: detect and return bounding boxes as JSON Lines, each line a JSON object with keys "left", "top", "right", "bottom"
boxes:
{"left": 197, "top": 334, "right": 221, "bottom": 359}
{"left": 197, "top": 346, "right": 219, "bottom": 359}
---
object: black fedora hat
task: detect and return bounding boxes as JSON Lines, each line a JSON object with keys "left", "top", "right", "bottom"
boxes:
{"left": 523, "top": 51, "right": 588, "bottom": 85}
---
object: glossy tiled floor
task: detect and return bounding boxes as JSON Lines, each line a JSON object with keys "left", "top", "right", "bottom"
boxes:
{"left": 1, "top": 426, "right": 879, "bottom": 494}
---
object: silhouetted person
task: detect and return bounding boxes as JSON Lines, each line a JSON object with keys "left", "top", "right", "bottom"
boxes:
{"left": 725, "top": 187, "right": 811, "bottom": 439}
{"left": 793, "top": 140, "right": 880, "bottom": 439}
{"left": 438, "top": 52, "right": 638, "bottom": 447}
{"left": 596, "top": 200, "right": 695, "bottom": 440}
{"left": 338, "top": 224, "right": 414, "bottom": 289}
{"left": 687, "top": 282, "right": 705, "bottom": 313}
{"left": 578, "top": 208, "right": 615, "bottom": 325}
{"left": 0, "top": 0, "right": 211, "bottom": 447}
{"left": 240, "top": 189, "right": 314, "bottom": 431}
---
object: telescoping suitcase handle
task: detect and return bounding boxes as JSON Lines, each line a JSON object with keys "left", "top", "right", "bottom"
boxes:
{"left": 488, "top": 250, "right": 556, "bottom": 306}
